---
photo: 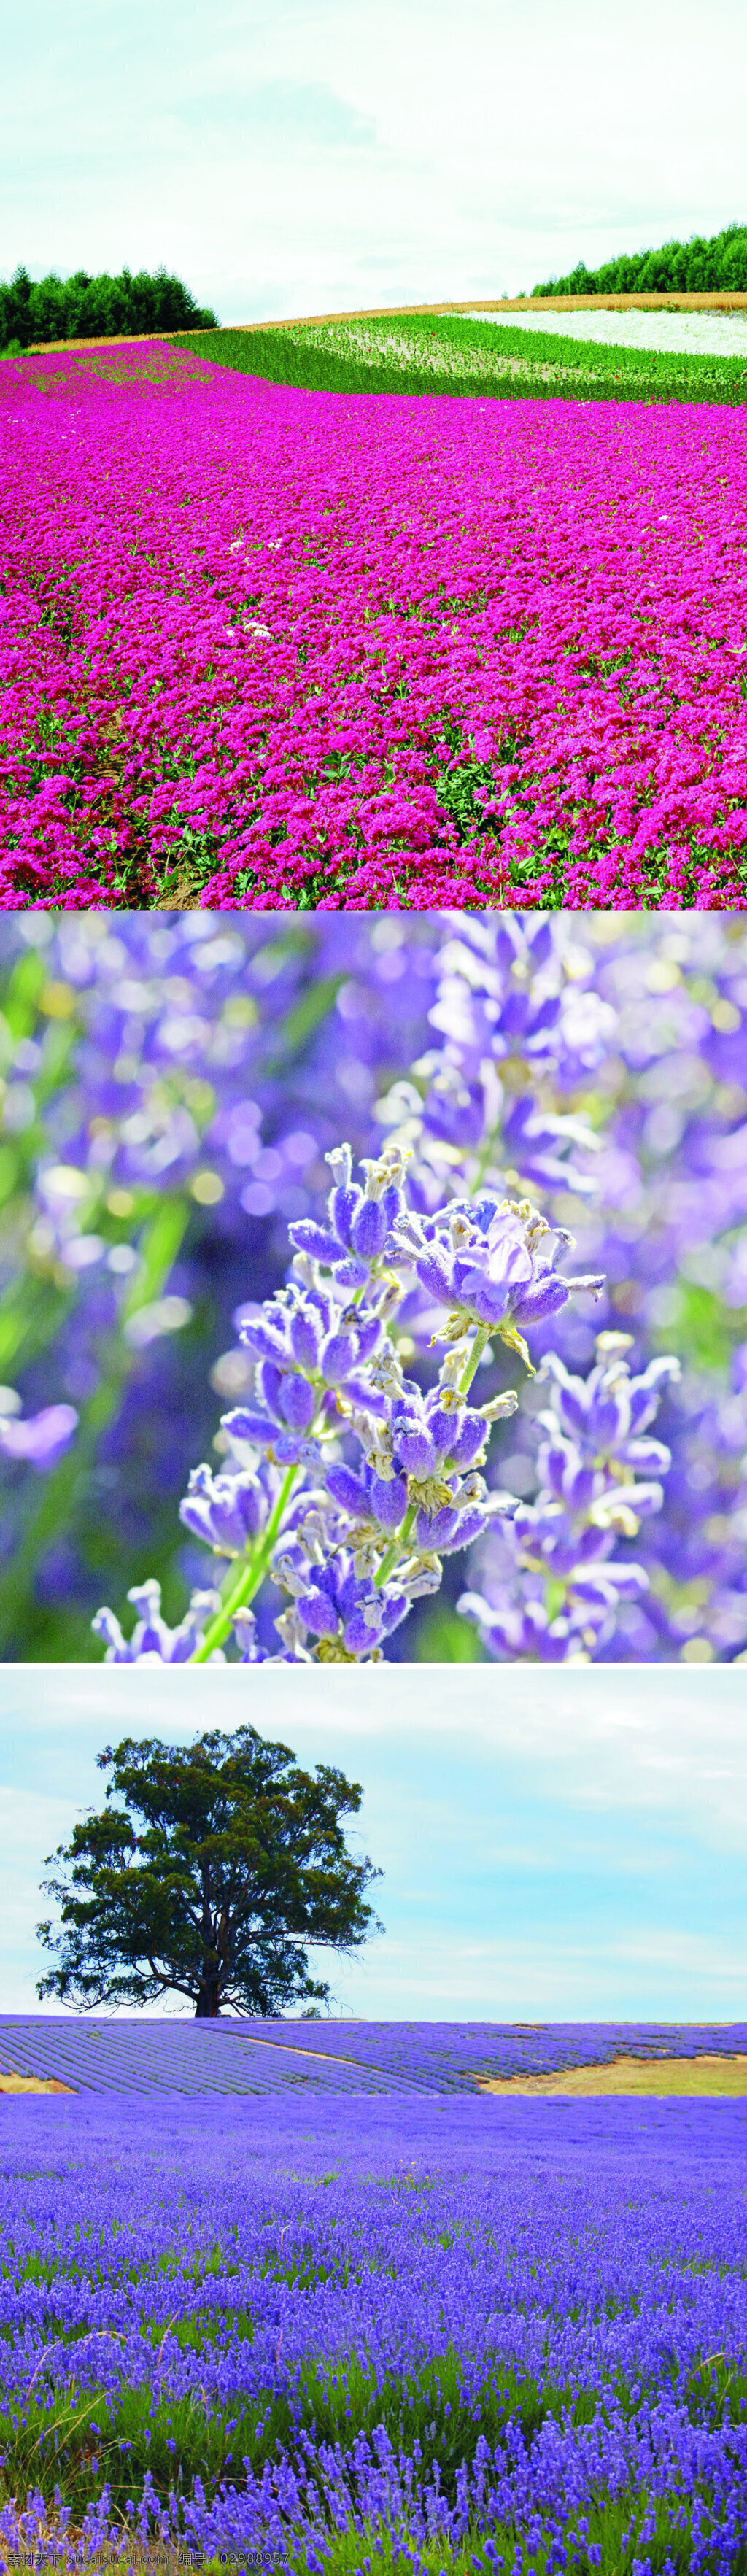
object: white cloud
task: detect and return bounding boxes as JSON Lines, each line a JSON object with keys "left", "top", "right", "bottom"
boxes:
{"left": 1, "top": 0, "right": 746, "bottom": 316}
{"left": 7, "top": 1663, "right": 746, "bottom": 1846}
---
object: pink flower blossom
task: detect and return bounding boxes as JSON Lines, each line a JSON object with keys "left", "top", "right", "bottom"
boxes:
{"left": 1, "top": 341, "right": 746, "bottom": 907}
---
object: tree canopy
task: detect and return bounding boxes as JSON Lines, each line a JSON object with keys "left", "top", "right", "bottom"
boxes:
{"left": 1, "top": 265, "right": 216, "bottom": 351}
{"left": 36, "top": 1725, "right": 381, "bottom": 2017}
{"left": 533, "top": 220, "right": 747, "bottom": 299}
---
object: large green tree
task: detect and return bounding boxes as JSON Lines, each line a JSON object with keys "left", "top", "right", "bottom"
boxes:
{"left": 36, "top": 1726, "right": 381, "bottom": 2017}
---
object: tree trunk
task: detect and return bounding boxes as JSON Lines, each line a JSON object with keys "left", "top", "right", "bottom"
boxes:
{"left": 195, "top": 1978, "right": 220, "bottom": 2016}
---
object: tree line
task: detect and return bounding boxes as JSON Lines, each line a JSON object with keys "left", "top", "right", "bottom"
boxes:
{"left": 1, "top": 264, "right": 217, "bottom": 349}
{"left": 533, "top": 220, "right": 747, "bottom": 298}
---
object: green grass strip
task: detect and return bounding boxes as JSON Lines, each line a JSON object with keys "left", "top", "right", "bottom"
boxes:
{"left": 4, "top": 2341, "right": 744, "bottom": 2525}
{"left": 170, "top": 310, "right": 747, "bottom": 406}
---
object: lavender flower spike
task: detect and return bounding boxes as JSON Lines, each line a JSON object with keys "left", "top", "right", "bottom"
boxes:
{"left": 288, "top": 1141, "right": 413, "bottom": 1284}
{"left": 388, "top": 1196, "right": 604, "bottom": 1365}
{"left": 93, "top": 1581, "right": 225, "bottom": 1663}
{"left": 460, "top": 1334, "right": 678, "bottom": 1663}
{"left": 179, "top": 1463, "right": 272, "bottom": 1556}
{"left": 537, "top": 1336, "right": 681, "bottom": 1467}
{"left": 91, "top": 1129, "right": 600, "bottom": 1662}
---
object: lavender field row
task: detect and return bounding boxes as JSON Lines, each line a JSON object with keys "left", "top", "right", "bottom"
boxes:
{"left": 0, "top": 2094, "right": 746, "bottom": 2573}
{"left": 0, "top": 2016, "right": 405, "bottom": 2095}
{"left": 220, "top": 2020, "right": 747, "bottom": 2088}
{"left": 4, "top": 2017, "right": 747, "bottom": 2097}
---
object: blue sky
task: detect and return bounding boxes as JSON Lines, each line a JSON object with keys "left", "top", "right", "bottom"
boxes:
{"left": 3, "top": 0, "right": 747, "bottom": 321}
{"left": 2, "top": 1665, "right": 745, "bottom": 2023}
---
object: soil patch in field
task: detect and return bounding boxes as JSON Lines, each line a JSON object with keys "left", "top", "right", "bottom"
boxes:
{"left": 477, "top": 2054, "right": 747, "bottom": 2096}
{"left": 0, "top": 2070, "right": 74, "bottom": 2094}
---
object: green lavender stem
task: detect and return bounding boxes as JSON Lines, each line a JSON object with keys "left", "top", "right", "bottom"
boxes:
{"left": 373, "top": 1328, "right": 489, "bottom": 1592}
{"left": 458, "top": 1323, "right": 490, "bottom": 1393}
{"left": 190, "top": 1463, "right": 300, "bottom": 1662}
{"left": 374, "top": 1501, "right": 417, "bottom": 1591}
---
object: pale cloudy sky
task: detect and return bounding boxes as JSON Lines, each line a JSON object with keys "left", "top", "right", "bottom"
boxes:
{"left": 3, "top": 0, "right": 747, "bottom": 322}
{"left": 2, "top": 1665, "right": 745, "bottom": 2024}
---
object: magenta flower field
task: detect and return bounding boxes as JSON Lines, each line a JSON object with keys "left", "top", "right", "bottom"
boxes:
{"left": 1, "top": 340, "right": 747, "bottom": 910}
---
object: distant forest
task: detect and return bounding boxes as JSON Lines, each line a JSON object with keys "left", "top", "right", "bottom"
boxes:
{"left": 533, "top": 221, "right": 747, "bottom": 297}
{"left": 0, "top": 266, "right": 217, "bottom": 349}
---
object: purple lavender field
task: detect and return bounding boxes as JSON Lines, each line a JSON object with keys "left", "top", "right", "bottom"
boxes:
{"left": 3, "top": 910, "right": 747, "bottom": 1666}
{"left": 1, "top": 2036, "right": 746, "bottom": 2572}
{"left": 2, "top": 2014, "right": 747, "bottom": 2094}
